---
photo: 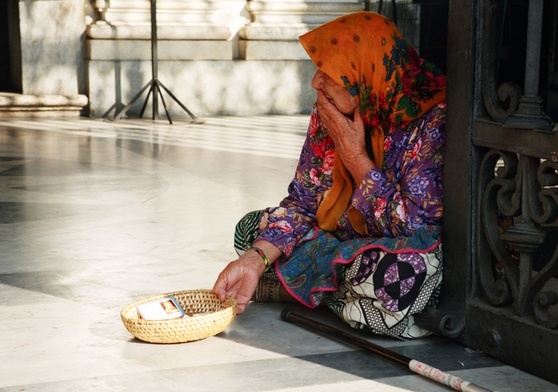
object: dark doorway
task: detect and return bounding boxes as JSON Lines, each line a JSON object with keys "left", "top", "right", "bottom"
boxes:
{"left": 542, "top": 0, "right": 558, "bottom": 122}
{"left": 0, "top": 0, "right": 22, "bottom": 93}
{"left": 416, "top": 0, "right": 448, "bottom": 73}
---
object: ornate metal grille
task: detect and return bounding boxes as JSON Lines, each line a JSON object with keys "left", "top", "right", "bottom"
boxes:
{"left": 416, "top": 0, "right": 558, "bottom": 384}
{"left": 435, "top": 0, "right": 558, "bottom": 383}
{"left": 476, "top": 0, "right": 558, "bottom": 322}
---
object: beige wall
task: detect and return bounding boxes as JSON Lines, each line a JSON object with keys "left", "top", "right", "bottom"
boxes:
{"left": 3, "top": 1, "right": 424, "bottom": 117}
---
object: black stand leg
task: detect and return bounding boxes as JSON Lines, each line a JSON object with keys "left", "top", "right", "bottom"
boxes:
{"left": 112, "top": 0, "right": 202, "bottom": 124}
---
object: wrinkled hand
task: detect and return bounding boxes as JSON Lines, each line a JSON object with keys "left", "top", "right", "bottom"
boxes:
{"left": 212, "top": 251, "right": 266, "bottom": 314}
{"left": 316, "top": 90, "right": 373, "bottom": 182}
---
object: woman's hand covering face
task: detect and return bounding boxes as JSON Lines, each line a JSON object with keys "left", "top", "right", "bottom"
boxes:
{"left": 312, "top": 71, "right": 373, "bottom": 182}
{"left": 311, "top": 70, "right": 357, "bottom": 117}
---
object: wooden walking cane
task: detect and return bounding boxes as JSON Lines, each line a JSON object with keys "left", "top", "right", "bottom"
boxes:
{"left": 281, "top": 309, "right": 493, "bottom": 392}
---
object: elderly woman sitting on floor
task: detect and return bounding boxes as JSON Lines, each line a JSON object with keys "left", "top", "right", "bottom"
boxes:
{"left": 213, "top": 11, "right": 447, "bottom": 340}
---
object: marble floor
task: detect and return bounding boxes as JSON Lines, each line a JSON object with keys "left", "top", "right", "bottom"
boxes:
{"left": 0, "top": 115, "right": 556, "bottom": 392}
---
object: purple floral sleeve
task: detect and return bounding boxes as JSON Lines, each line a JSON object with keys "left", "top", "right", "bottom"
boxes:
{"left": 351, "top": 103, "right": 446, "bottom": 237}
{"left": 256, "top": 108, "right": 330, "bottom": 256}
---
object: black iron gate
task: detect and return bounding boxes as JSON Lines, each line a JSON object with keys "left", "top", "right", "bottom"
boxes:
{"left": 417, "top": 0, "right": 558, "bottom": 384}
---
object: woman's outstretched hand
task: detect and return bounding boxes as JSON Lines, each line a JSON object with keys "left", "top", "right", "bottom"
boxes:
{"left": 213, "top": 241, "right": 280, "bottom": 314}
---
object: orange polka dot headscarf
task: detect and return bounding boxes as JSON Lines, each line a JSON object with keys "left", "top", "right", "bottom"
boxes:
{"left": 300, "top": 12, "right": 446, "bottom": 234}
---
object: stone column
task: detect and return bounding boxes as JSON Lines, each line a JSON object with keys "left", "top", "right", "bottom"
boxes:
{"left": 0, "top": 0, "right": 88, "bottom": 117}
{"left": 239, "top": 0, "right": 364, "bottom": 60}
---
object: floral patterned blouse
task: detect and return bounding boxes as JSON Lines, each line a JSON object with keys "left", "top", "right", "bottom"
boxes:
{"left": 256, "top": 101, "right": 446, "bottom": 258}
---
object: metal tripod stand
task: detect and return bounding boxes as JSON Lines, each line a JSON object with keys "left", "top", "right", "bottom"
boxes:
{"left": 112, "top": 0, "right": 201, "bottom": 124}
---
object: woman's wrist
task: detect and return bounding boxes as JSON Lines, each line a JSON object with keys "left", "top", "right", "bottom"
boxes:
{"left": 248, "top": 246, "right": 271, "bottom": 271}
{"left": 346, "top": 154, "right": 374, "bottom": 183}
{"left": 249, "top": 241, "right": 281, "bottom": 270}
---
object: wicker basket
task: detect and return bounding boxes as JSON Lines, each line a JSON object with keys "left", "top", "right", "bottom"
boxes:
{"left": 121, "top": 289, "right": 237, "bottom": 344}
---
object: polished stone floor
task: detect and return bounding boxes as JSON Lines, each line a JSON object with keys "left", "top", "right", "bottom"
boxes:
{"left": 0, "top": 116, "right": 556, "bottom": 392}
